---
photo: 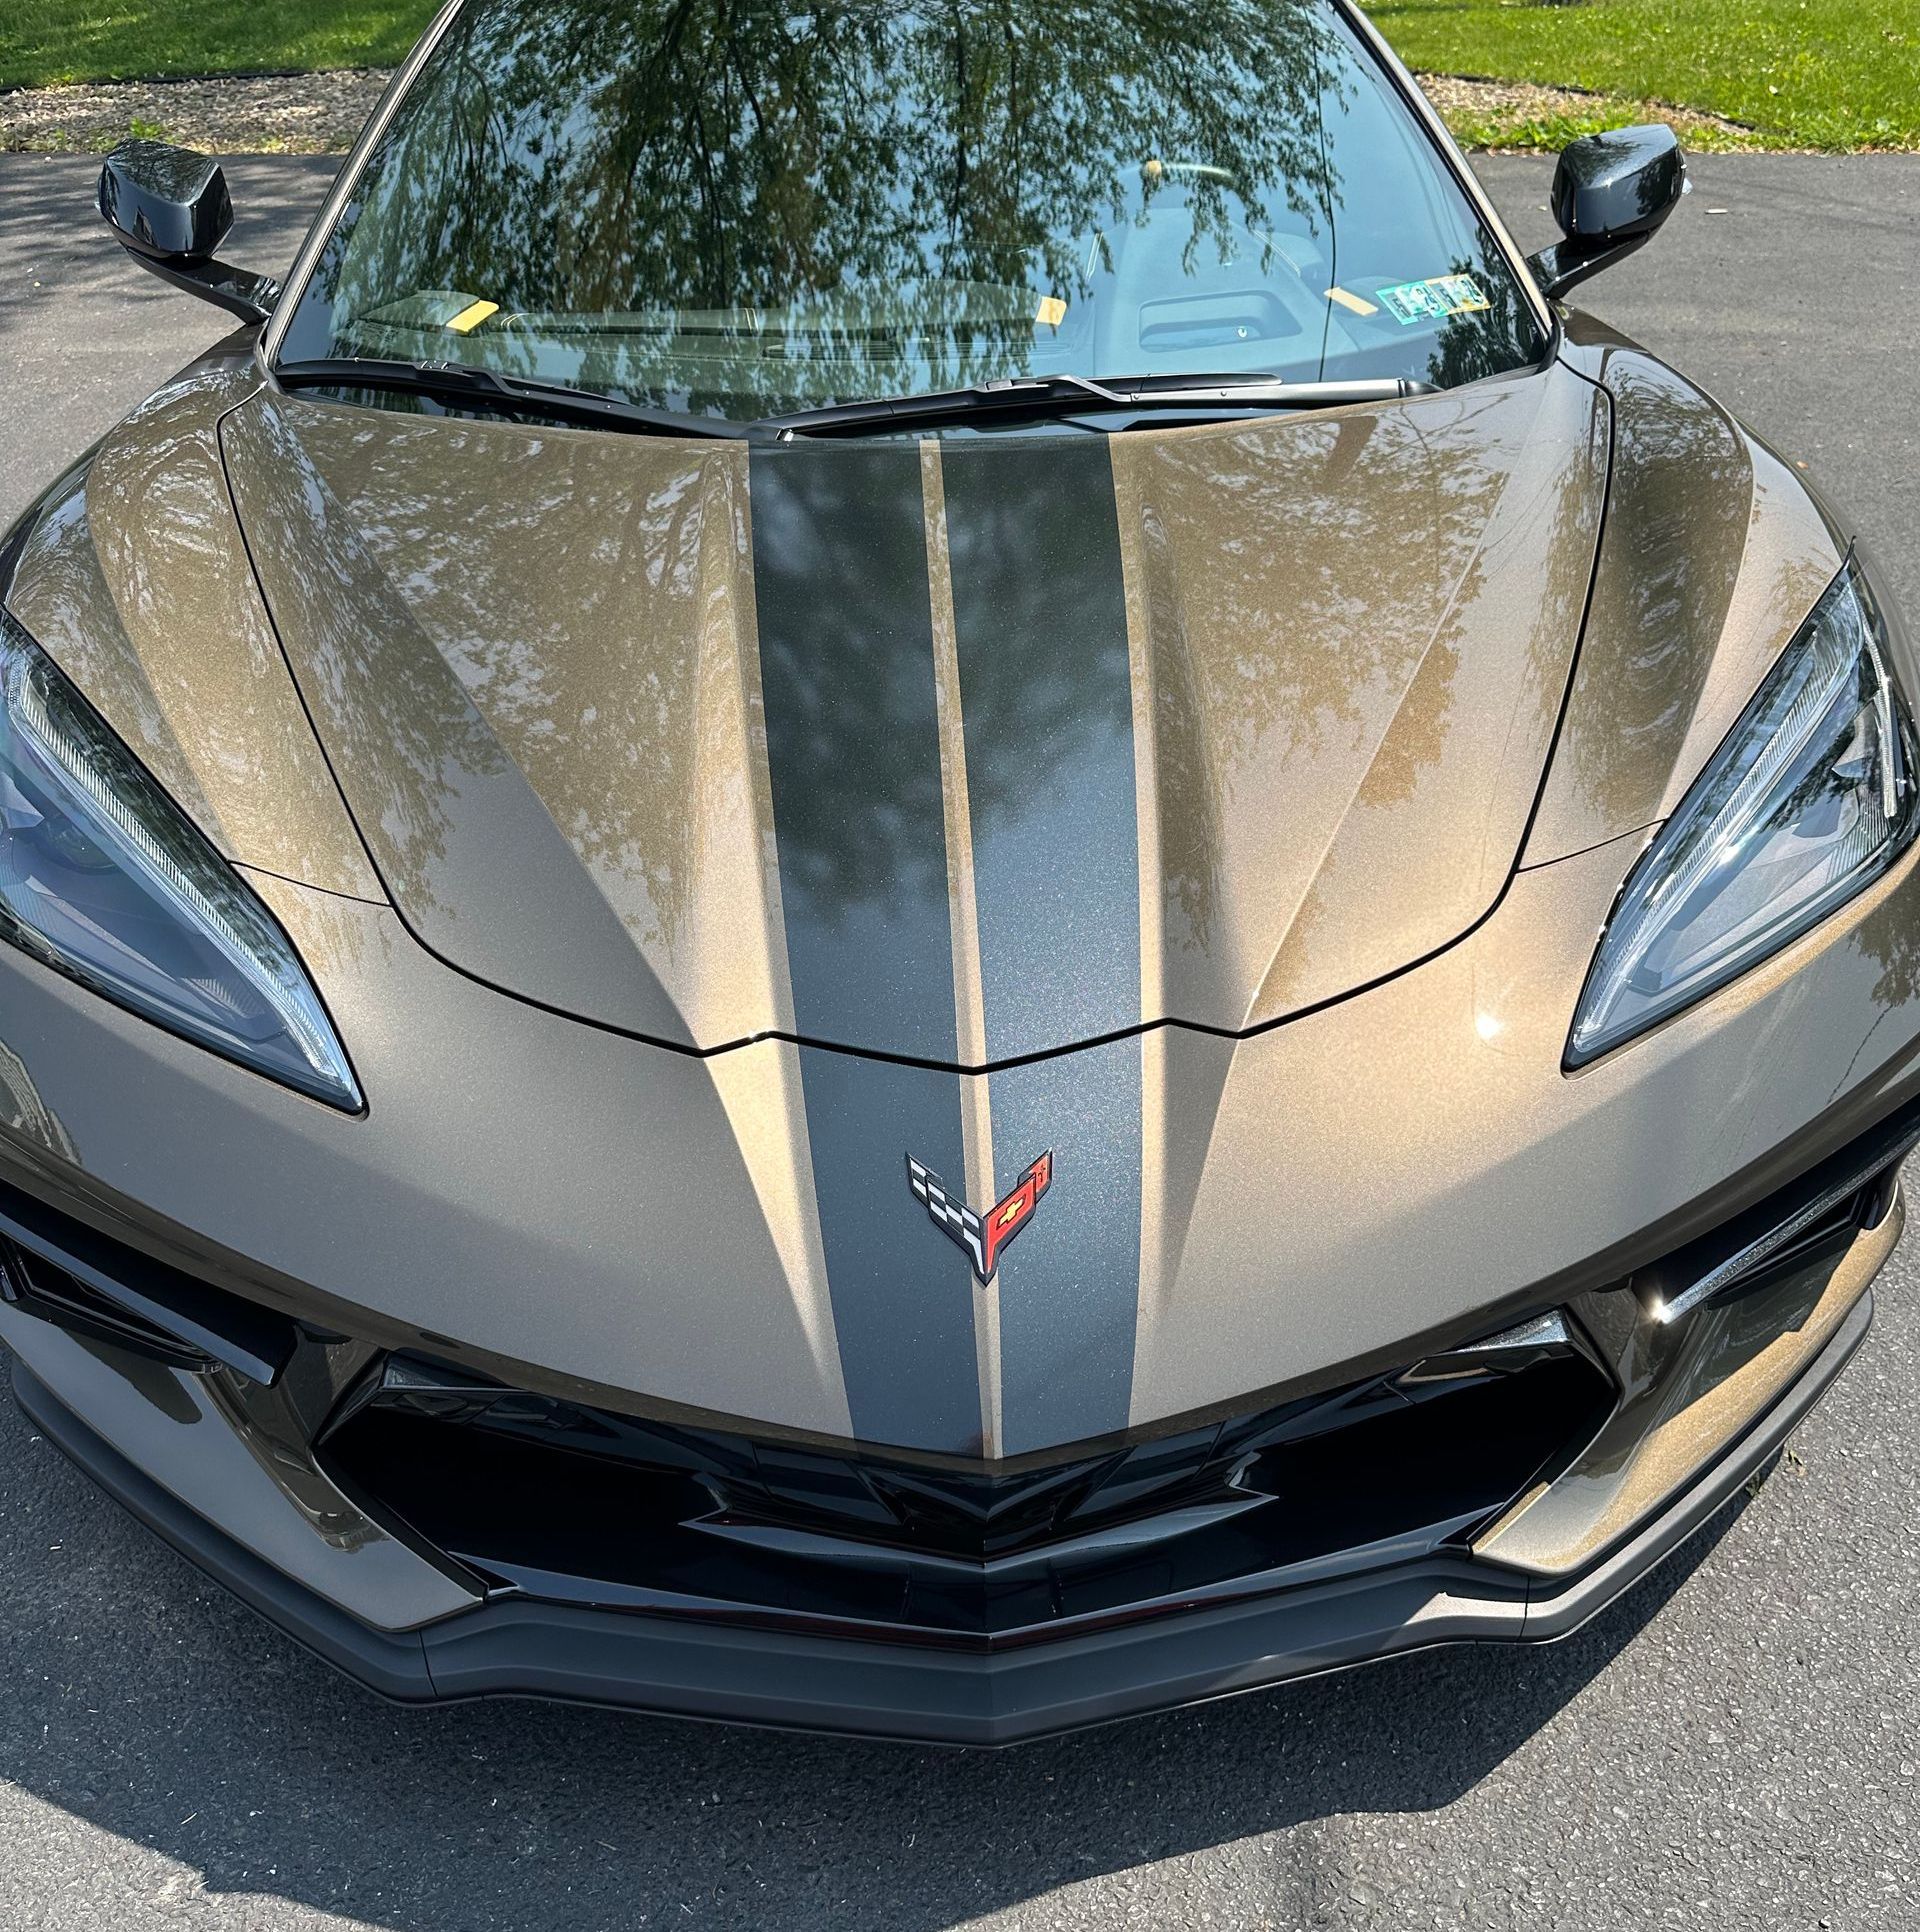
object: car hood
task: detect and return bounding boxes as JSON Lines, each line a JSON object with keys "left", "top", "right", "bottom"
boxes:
{"left": 221, "top": 364, "right": 1607, "bottom": 1061}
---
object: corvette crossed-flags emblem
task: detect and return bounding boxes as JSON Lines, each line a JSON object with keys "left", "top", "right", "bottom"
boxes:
{"left": 905, "top": 1150, "right": 1054, "bottom": 1285}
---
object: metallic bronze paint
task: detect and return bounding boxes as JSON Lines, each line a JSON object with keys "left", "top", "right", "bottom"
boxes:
{"left": 0, "top": 794, "right": 1909, "bottom": 1457}
{"left": 1, "top": 362, "right": 381, "bottom": 902}
{"left": 220, "top": 389, "right": 749, "bottom": 1047}
{"left": 1477, "top": 1193, "right": 1900, "bottom": 1574}
{"left": 3, "top": 0, "right": 1913, "bottom": 1731}
{"left": 0, "top": 303, "right": 1914, "bottom": 1470}
{"left": 1111, "top": 361, "right": 1607, "bottom": 1030}
{"left": 210, "top": 368, "right": 1608, "bottom": 1060}
{"left": 1524, "top": 346, "right": 1848, "bottom": 867}
{"left": 0, "top": 1305, "right": 474, "bottom": 1630}
{"left": 1127, "top": 825, "right": 1920, "bottom": 1428}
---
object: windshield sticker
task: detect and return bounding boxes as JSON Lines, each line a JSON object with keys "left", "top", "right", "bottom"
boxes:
{"left": 1034, "top": 295, "right": 1069, "bottom": 329}
{"left": 1324, "top": 285, "right": 1378, "bottom": 316}
{"left": 1375, "top": 275, "right": 1492, "bottom": 327}
{"left": 444, "top": 298, "right": 500, "bottom": 335}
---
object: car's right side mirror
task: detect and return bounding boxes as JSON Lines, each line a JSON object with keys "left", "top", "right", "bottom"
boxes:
{"left": 97, "top": 138, "right": 281, "bottom": 326}
{"left": 1526, "top": 125, "right": 1688, "bottom": 304}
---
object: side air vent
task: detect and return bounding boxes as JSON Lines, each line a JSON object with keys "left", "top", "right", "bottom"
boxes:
{"left": 1634, "top": 1101, "right": 1920, "bottom": 1327}
{"left": 0, "top": 1177, "right": 295, "bottom": 1384}
{"left": 0, "top": 1240, "right": 218, "bottom": 1372}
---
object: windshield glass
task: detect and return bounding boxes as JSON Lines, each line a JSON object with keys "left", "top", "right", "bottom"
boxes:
{"left": 276, "top": 0, "right": 1546, "bottom": 423}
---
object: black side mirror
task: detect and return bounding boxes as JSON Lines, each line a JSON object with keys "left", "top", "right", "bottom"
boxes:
{"left": 1526, "top": 125, "right": 1687, "bottom": 304}
{"left": 97, "top": 140, "right": 280, "bottom": 326}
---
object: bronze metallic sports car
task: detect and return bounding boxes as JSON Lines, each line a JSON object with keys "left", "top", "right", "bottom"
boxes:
{"left": 3, "top": 0, "right": 1916, "bottom": 1744}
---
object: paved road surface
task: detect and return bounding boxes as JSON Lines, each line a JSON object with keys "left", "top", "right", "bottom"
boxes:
{"left": 0, "top": 149, "right": 1918, "bottom": 1930}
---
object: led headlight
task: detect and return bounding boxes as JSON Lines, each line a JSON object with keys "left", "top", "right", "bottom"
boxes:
{"left": 0, "top": 606, "right": 360, "bottom": 1109}
{"left": 1569, "top": 557, "right": 1919, "bottom": 1067}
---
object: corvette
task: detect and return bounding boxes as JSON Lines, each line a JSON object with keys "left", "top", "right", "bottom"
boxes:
{"left": 2, "top": 0, "right": 1917, "bottom": 1745}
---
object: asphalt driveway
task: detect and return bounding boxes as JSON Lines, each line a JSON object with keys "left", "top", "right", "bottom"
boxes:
{"left": 1, "top": 149, "right": 1918, "bottom": 1931}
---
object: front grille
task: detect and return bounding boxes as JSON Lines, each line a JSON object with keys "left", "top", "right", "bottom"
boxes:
{"left": 319, "top": 1324, "right": 1616, "bottom": 1647}
{"left": 9, "top": 1094, "right": 1909, "bottom": 1654}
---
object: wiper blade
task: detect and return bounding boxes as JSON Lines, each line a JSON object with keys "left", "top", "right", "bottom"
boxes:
{"left": 759, "top": 372, "right": 1433, "bottom": 439}
{"left": 272, "top": 358, "right": 762, "bottom": 441}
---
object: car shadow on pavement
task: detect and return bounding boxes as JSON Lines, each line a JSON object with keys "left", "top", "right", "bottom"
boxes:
{"left": 0, "top": 1360, "right": 1760, "bottom": 1932}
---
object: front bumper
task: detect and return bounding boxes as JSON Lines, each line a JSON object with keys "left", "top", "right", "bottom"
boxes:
{"left": 1, "top": 1138, "right": 1899, "bottom": 1744}
{"left": 8, "top": 1276, "right": 1879, "bottom": 1744}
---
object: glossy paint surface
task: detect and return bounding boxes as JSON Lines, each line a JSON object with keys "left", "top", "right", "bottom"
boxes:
{"left": 0, "top": 1305, "right": 474, "bottom": 1630}
{"left": 216, "top": 366, "right": 1605, "bottom": 1058}
{"left": 1525, "top": 344, "right": 1848, "bottom": 865}
{"left": 1112, "top": 359, "right": 1606, "bottom": 1027}
{"left": 2, "top": 360, "right": 379, "bottom": 901}
{"left": 0, "top": 794, "right": 1912, "bottom": 1458}
{"left": 2, "top": 323, "right": 1917, "bottom": 1461}
{"left": 1476, "top": 1195, "right": 1898, "bottom": 1575}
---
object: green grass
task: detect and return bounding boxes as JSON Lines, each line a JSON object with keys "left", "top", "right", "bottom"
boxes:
{"left": 0, "top": 1, "right": 435, "bottom": 90}
{"left": 1364, "top": 0, "right": 1920, "bottom": 151}
{"left": 3, "top": 0, "right": 1914, "bottom": 154}
{"left": 1439, "top": 103, "right": 1758, "bottom": 157}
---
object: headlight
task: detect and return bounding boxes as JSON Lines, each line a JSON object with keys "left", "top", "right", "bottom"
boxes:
{"left": 0, "top": 607, "right": 360, "bottom": 1109}
{"left": 1568, "top": 556, "right": 1919, "bottom": 1067}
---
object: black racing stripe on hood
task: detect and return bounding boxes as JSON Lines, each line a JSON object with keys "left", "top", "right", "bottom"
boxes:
{"left": 988, "top": 1033, "right": 1142, "bottom": 1456}
{"left": 750, "top": 445, "right": 979, "bottom": 1452}
{"left": 791, "top": 1049, "right": 981, "bottom": 1454}
{"left": 941, "top": 438, "right": 1141, "bottom": 1449}
{"left": 750, "top": 444, "right": 958, "bottom": 1061}
{"left": 939, "top": 437, "right": 1141, "bottom": 1063}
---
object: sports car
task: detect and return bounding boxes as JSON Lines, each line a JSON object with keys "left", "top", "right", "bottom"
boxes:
{"left": 3, "top": 0, "right": 1916, "bottom": 1745}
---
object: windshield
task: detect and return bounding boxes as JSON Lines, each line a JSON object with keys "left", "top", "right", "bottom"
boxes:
{"left": 275, "top": 0, "right": 1546, "bottom": 424}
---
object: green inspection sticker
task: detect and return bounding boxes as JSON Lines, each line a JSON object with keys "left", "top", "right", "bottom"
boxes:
{"left": 1375, "top": 274, "right": 1492, "bottom": 327}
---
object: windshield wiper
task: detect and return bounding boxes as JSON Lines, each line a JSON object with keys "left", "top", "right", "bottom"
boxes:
{"left": 272, "top": 357, "right": 764, "bottom": 441}
{"left": 758, "top": 372, "right": 1434, "bottom": 439}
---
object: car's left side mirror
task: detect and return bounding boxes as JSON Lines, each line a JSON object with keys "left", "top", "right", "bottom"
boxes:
{"left": 97, "top": 139, "right": 281, "bottom": 327}
{"left": 1526, "top": 124, "right": 1688, "bottom": 304}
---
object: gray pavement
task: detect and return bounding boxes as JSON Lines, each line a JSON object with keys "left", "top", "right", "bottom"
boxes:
{"left": 0, "top": 149, "right": 1918, "bottom": 1930}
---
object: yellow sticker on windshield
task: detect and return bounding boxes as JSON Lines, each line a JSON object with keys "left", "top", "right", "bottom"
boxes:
{"left": 1035, "top": 295, "right": 1069, "bottom": 328}
{"left": 1375, "top": 275, "right": 1490, "bottom": 327}
{"left": 1324, "top": 285, "right": 1377, "bottom": 316}
{"left": 446, "top": 299, "right": 501, "bottom": 335}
